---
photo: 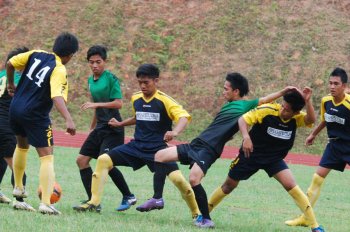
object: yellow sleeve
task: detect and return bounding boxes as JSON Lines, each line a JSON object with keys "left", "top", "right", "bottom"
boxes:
{"left": 293, "top": 111, "right": 312, "bottom": 128}
{"left": 50, "top": 65, "right": 68, "bottom": 101}
{"left": 9, "top": 50, "right": 36, "bottom": 70}
{"left": 320, "top": 96, "right": 332, "bottom": 122}
{"left": 243, "top": 103, "right": 278, "bottom": 125}
{"left": 159, "top": 92, "right": 191, "bottom": 123}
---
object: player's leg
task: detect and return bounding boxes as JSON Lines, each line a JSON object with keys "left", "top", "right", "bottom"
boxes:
{"left": 167, "top": 169, "right": 200, "bottom": 219}
{"left": 208, "top": 176, "right": 239, "bottom": 212}
{"left": 189, "top": 163, "right": 216, "bottom": 228}
{"left": 12, "top": 135, "right": 29, "bottom": 198}
{"left": 36, "top": 146, "right": 61, "bottom": 215}
{"left": 76, "top": 154, "right": 93, "bottom": 199}
{"left": 101, "top": 133, "right": 136, "bottom": 211}
{"left": 73, "top": 145, "right": 134, "bottom": 212}
{"left": 274, "top": 168, "right": 323, "bottom": 231}
{"left": 154, "top": 146, "right": 180, "bottom": 163}
{"left": 0, "top": 158, "right": 10, "bottom": 203}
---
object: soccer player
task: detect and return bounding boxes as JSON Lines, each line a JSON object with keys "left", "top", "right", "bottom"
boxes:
{"left": 74, "top": 63, "right": 200, "bottom": 219}
{"left": 285, "top": 67, "right": 349, "bottom": 228}
{"left": 154, "top": 72, "right": 298, "bottom": 228}
{"left": 207, "top": 88, "right": 324, "bottom": 232}
{"left": 6, "top": 32, "right": 79, "bottom": 215}
{"left": 74, "top": 45, "right": 136, "bottom": 212}
{"left": 0, "top": 47, "right": 33, "bottom": 210}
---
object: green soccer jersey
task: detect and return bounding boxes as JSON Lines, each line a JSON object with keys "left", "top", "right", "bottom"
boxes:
{"left": 196, "top": 98, "right": 259, "bottom": 156}
{"left": 88, "top": 70, "right": 123, "bottom": 127}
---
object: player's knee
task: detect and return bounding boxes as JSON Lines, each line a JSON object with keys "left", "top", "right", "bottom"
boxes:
{"left": 189, "top": 175, "right": 200, "bottom": 187}
{"left": 155, "top": 150, "right": 165, "bottom": 162}
{"left": 97, "top": 154, "right": 113, "bottom": 169}
{"left": 221, "top": 181, "right": 237, "bottom": 194}
{"left": 76, "top": 155, "right": 89, "bottom": 169}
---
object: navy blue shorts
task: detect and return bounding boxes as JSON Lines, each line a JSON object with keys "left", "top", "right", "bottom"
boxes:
{"left": 79, "top": 126, "right": 124, "bottom": 159}
{"left": 319, "top": 140, "right": 350, "bottom": 172}
{"left": 177, "top": 139, "right": 218, "bottom": 175}
{"left": 108, "top": 140, "right": 178, "bottom": 172}
{"left": 0, "top": 119, "right": 16, "bottom": 158}
{"left": 228, "top": 154, "right": 289, "bottom": 180}
{"left": 9, "top": 117, "right": 53, "bottom": 147}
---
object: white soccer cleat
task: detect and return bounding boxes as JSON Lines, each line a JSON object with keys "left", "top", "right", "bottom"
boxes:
{"left": 13, "top": 200, "right": 36, "bottom": 212}
{"left": 13, "top": 186, "right": 28, "bottom": 198}
{"left": 0, "top": 191, "right": 11, "bottom": 204}
{"left": 39, "top": 203, "right": 61, "bottom": 215}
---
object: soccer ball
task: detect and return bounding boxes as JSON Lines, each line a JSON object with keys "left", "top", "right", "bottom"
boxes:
{"left": 37, "top": 182, "right": 62, "bottom": 204}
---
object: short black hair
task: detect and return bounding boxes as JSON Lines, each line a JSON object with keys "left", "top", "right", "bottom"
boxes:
{"left": 5, "top": 46, "right": 29, "bottom": 65}
{"left": 283, "top": 90, "right": 305, "bottom": 112}
{"left": 87, "top": 45, "right": 107, "bottom": 61}
{"left": 136, "top": 63, "right": 160, "bottom": 79}
{"left": 330, "top": 67, "right": 348, "bottom": 83}
{"left": 53, "top": 32, "right": 79, "bottom": 57}
{"left": 225, "top": 72, "right": 249, "bottom": 97}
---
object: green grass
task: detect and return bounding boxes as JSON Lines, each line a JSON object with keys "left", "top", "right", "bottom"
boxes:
{"left": 0, "top": 146, "right": 349, "bottom": 231}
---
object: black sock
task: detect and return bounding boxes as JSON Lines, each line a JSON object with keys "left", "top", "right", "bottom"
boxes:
{"left": 80, "top": 167, "right": 93, "bottom": 200}
{"left": 0, "top": 159, "right": 7, "bottom": 184}
{"left": 192, "top": 184, "right": 211, "bottom": 220}
{"left": 153, "top": 162, "right": 168, "bottom": 199}
{"left": 108, "top": 167, "right": 132, "bottom": 196}
{"left": 11, "top": 171, "right": 27, "bottom": 202}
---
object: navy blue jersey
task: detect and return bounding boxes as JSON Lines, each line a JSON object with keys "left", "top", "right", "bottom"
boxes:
{"left": 320, "top": 94, "right": 350, "bottom": 141}
{"left": 9, "top": 50, "right": 68, "bottom": 121}
{"left": 131, "top": 90, "right": 190, "bottom": 143}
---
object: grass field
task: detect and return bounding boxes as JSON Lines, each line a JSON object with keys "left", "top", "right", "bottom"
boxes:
{"left": 0, "top": 147, "right": 349, "bottom": 231}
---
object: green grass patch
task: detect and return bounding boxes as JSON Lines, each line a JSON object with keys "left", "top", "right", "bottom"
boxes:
{"left": 0, "top": 147, "right": 348, "bottom": 231}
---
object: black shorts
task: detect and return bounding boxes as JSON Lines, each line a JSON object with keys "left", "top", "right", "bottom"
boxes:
{"left": 10, "top": 116, "right": 53, "bottom": 147}
{"left": 108, "top": 140, "right": 178, "bottom": 172}
{"left": 177, "top": 139, "right": 218, "bottom": 175}
{"left": 319, "top": 140, "right": 350, "bottom": 172}
{"left": 228, "top": 154, "right": 289, "bottom": 180}
{"left": 0, "top": 119, "right": 16, "bottom": 158}
{"left": 79, "top": 127, "right": 124, "bottom": 159}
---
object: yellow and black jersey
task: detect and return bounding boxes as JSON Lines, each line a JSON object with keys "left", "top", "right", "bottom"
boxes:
{"left": 320, "top": 94, "right": 350, "bottom": 141}
{"left": 241, "top": 103, "right": 311, "bottom": 161}
{"left": 9, "top": 50, "right": 68, "bottom": 121}
{"left": 131, "top": 90, "right": 191, "bottom": 143}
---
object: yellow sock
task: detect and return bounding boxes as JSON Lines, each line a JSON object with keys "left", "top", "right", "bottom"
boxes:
{"left": 13, "top": 146, "right": 29, "bottom": 189}
{"left": 208, "top": 186, "right": 228, "bottom": 212}
{"left": 168, "top": 170, "right": 200, "bottom": 218}
{"left": 288, "top": 185, "right": 319, "bottom": 228}
{"left": 307, "top": 173, "right": 324, "bottom": 207}
{"left": 90, "top": 154, "right": 113, "bottom": 206}
{"left": 39, "top": 155, "right": 55, "bottom": 205}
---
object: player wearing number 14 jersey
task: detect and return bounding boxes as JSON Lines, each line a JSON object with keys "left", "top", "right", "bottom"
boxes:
{"left": 6, "top": 32, "right": 79, "bottom": 215}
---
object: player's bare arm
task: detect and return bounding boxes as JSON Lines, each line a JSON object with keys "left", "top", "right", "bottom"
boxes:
{"left": 305, "top": 121, "right": 326, "bottom": 146}
{"left": 81, "top": 99, "right": 122, "bottom": 111}
{"left": 53, "top": 96, "right": 76, "bottom": 135}
{"left": 301, "top": 87, "right": 316, "bottom": 125}
{"left": 258, "top": 86, "right": 297, "bottom": 105}
{"left": 163, "top": 117, "right": 188, "bottom": 142}
{"left": 108, "top": 116, "right": 136, "bottom": 127}
{"left": 238, "top": 117, "right": 253, "bottom": 158}
{"left": 6, "top": 61, "right": 16, "bottom": 96}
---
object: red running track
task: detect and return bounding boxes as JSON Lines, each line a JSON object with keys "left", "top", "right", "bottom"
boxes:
{"left": 52, "top": 130, "right": 330, "bottom": 168}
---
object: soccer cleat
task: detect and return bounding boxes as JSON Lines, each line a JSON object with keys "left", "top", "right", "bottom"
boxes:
{"left": 13, "top": 200, "right": 36, "bottom": 212}
{"left": 285, "top": 214, "right": 311, "bottom": 227}
{"left": 312, "top": 225, "right": 325, "bottom": 232}
{"left": 72, "top": 202, "right": 101, "bottom": 213}
{"left": 136, "top": 197, "right": 164, "bottom": 212}
{"left": 196, "top": 218, "right": 215, "bottom": 228}
{"left": 116, "top": 194, "right": 137, "bottom": 211}
{"left": 193, "top": 215, "right": 203, "bottom": 226}
{"left": 38, "top": 203, "right": 61, "bottom": 215}
{"left": 13, "top": 186, "right": 28, "bottom": 198}
{"left": 0, "top": 191, "right": 11, "bottom": 204}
